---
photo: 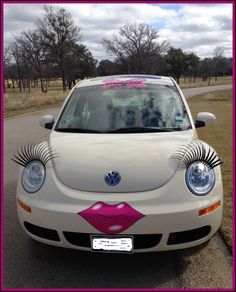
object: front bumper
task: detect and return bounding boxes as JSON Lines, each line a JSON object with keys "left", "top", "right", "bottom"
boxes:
{"left": 16, "top": 163, "right": 223, "bottom": 253}
{"left": 18, "top": 203, "right": 222, "bottom": 252}
{"left": 16, "top": 167, "right": 223, "bottom": 253}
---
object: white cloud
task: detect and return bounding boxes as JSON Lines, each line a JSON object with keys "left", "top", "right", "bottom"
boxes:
{"left": 158, "top": 4, "right": 232, "bottom": 58}
{"left": 4, "top": 3, "right": 232, "bottom": 61}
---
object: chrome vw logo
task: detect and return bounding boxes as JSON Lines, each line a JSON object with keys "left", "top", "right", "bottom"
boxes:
{"left": 104, "top": 171, "right": 121, "bottom": 186}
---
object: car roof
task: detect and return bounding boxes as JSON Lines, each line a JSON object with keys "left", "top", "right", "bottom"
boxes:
{"left": 75, "top": 75, "right": 175, "bottom": 88}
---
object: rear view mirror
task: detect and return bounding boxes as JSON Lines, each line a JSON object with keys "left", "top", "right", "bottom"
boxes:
{"left": 39, "top": 115, "right": 54, "bottom": 129}
{"left": 195, "top": 112, "right": 216, "bottom": 128}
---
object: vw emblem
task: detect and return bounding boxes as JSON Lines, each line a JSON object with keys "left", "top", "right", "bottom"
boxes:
{"left": 104, "top": 171, "right": 121, "bottom": 186}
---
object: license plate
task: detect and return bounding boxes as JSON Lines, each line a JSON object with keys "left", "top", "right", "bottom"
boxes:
{"left": 91, "top": 235, "right": 133, "bottom": 253}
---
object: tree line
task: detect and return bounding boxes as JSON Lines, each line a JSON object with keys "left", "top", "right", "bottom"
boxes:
{"left": 4, "top": 6, "right": 232, "bottom": 93}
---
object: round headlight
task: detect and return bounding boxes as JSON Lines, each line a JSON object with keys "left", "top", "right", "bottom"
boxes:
{"left": 22, "top": 160, "right": 45, "bottom": 193}
{"left": 185, "top": 161, "right": 215, "bottom": 196}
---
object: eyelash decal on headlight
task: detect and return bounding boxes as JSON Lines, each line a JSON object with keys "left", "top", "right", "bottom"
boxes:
{"left": 12, "top": 142, "right": 58, "bottom": 167}
{"left": 171, "top": 140, "right": 223, "bottom": 169}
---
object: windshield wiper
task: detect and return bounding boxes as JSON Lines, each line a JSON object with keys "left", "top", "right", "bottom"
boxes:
{"left": 106, "top": 127, "right": 183, "bottom": 133}
{"left": 55, "top": 128, "right": 103, "bottom": 133}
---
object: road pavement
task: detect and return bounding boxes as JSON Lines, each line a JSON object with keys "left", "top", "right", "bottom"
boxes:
{"left": 182, "top": 84, "right": 232, "bottom": 98}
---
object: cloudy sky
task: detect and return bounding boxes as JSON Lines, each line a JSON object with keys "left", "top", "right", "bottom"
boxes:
{"left": 4, "top": 3, "right": 232, "bottom": 62}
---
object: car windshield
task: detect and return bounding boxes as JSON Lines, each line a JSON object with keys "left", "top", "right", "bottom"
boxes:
{"left": 55, "top": 82, "right": 192, "bottom": 133}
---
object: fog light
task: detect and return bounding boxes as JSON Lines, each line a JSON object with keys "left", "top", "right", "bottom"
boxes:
{"left": 198, "top": 201, "right": 221, "bottom": 216}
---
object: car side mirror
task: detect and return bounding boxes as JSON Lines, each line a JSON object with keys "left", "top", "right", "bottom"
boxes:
{"left": 39, "top": 115, "right": 54, "bottom": 129}
{"left": 195, "top": 112, "right": 216, "bottom": 128}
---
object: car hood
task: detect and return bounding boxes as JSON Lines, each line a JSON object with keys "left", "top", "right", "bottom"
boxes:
{"left": 50, "top": 130, "right": 196, "bottom": 192}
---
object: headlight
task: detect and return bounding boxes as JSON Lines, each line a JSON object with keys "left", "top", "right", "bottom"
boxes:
{"left": 185, "top": 161, "right": 215, "bottom": 195}
{"left": 22, "top": 160, "right": 45, "bottom": 193}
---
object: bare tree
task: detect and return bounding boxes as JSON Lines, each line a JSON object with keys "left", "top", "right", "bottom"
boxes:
{"left": 8, "top": 42, "right": 24, "bottom": 91}
{"left": 16, "top": 30, "right": 48, "bottom": 93}
{"left": 37, "top": 6, "right": 81, "bottom": 91}
{"left": 200, "top": 58, "right": 214, "bottom": 85}
{"left": 103, "top": 23, "right": 168, "bottom": 74}
{"left": 212, "top": 46, "right": 227, "bottom": 81}
{"left": 8, "top": 40, "right": 35, "bottom": 93}
{"left": 4, "top": 48, "right": 11, "bottom": 92}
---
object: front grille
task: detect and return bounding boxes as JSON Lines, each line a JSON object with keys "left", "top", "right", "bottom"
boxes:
{"left": 24, "top": 222, "right": 60, "bottom": 242}
{"left": 63, "top": 232, "right": 162, "bottom": 250}
{"left": 167, "top": 225, "right": 211, "bottom": 245}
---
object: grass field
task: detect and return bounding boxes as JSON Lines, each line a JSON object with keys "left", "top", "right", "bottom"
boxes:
{"left": 179, "top": 76, "right": 232, "bottom": 89}
{"left": 4, "top": 88, "right": 70, "bottom": 118}
{"left": 187, "top": 89, "right": 232, "bottom": 251}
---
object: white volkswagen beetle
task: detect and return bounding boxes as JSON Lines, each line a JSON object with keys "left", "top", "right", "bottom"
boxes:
{"left": 14, "top": 75, "right": 223, "bottom": 253}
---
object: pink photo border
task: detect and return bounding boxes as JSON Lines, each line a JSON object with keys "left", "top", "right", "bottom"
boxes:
{"left": 0, "top": 0, "right": 235, "bottom": 291}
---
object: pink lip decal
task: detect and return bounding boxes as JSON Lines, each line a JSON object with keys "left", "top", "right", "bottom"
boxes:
{"left": 78, "top": 202, "right": 145, "bottom": 234}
